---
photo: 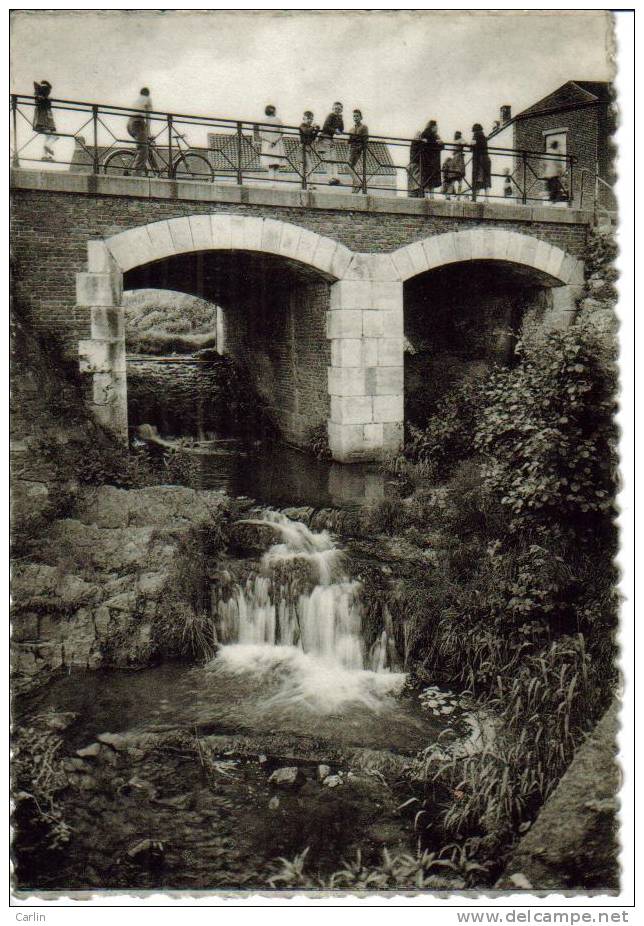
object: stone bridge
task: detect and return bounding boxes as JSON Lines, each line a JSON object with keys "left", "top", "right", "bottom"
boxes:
{"left": 10, "top": 169, "right": 591, "bottom": 461}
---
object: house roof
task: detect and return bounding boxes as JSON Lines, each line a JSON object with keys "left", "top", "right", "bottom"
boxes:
{"left": 488, "top": 80, "right": 613, "bottom": 139}
{"left": 69, "top": 132, "right": 396, "bottom": 177}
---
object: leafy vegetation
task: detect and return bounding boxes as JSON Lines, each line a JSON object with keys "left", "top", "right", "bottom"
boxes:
{"left": 124, "top": 289, "right": 219, "bottom": 355}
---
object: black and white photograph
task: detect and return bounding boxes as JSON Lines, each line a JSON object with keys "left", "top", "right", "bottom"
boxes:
{"left": 9, "top": 7, "right": 633, "bottom": 907}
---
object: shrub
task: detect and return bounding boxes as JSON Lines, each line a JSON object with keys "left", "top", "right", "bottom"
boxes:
{"left": 306, "top": 422, "right": 331, "bottom": 461}
{"left": 405, "top": 373, "right": 488, "bottom": 480}
{"left": 474, "top": 324, "right": 618, "bottom": 543}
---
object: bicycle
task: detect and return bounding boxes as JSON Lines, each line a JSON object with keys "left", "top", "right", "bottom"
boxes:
{"left": 102, "top": 129, "right": 213, "bottom": 181}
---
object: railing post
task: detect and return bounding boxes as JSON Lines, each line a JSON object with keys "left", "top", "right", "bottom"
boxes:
{"left": 236, "top": 121, "right": 243, "bottom": 185}
{"left": 521, "top": 150, "right": 528, "bottom": 204}
{"left": 361, "top": 142, "right": 368, "bottom": 194}
{"left": 167, "top": 114, "right": 173, "bottom": 179}
{"left": 301, "top": 136, "right": 307, "bottom": 190}
{"left": 91, "top": 104, "right": 99, "bottom": 174}
{"left": 11, "top": 94, "right": 19, "bottom": 168}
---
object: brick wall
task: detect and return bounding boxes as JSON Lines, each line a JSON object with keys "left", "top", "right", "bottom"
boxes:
{"left": 11, "top": 187, "right": 588, "bottom": 358}
{"left": 515, "top": 104, "right": 616, "bottom": 210}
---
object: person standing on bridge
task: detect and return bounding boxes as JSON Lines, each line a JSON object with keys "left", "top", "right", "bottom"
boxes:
{"left": 33, "top": 80, "right": 59, "bottom": 162}
{"left": 471, "top": 123, "right": 491, "bottom": 199}
{"left": 318, "top": 102, "right": 344, "bottom": 185}
{"left": 127, "top": 87, "right": 154, "bottom": 176}
{"left": 347, "top": 109, "right": 369, "bottom": 193}
{"left": 259, "top": 104, "right": 286, "bottom": 188}
{"left": 419, "top": 120, "right": 444, "bottom": 199}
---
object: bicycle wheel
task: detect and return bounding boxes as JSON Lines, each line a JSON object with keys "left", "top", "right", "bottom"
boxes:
{"left": 102, "top": 149, "right": 138, "bottom": 176}
{"left": 172, "top": 153, "right": 213, "bottom": 182}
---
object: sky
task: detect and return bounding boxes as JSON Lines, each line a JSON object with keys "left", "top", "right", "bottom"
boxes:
{"left": 11, "top": 9, "right": 614, "bottom": 144}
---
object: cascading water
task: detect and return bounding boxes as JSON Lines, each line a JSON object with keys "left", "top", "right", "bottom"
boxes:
{"left": 210, "top": 512, "right": 404, "bottom": 712}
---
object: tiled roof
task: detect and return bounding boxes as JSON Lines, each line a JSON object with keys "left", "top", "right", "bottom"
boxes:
{"left": 515, "top": 80, "right": 613, "bottom": 119}
{"left": 208, "top": 132, "right": 396, "bottom": 176}
{"left": 69, "top": 132, "right": 397, "bottom": 179}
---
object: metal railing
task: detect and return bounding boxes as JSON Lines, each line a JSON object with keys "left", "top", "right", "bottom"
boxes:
{"left": 11, "top": 93, "right": 579, "bottom": 206}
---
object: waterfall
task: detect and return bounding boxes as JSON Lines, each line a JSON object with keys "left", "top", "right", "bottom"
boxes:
{"left": 210, "top": 513, "right": 403, "bottom": 711}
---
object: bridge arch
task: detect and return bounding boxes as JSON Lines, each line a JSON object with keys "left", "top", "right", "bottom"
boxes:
{"left": 75, "top": 219, "right": 584, "bottom": 463}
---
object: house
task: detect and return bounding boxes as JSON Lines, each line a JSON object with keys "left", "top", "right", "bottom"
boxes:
{"left": 488, "top": 80, "right": 616, "bottom": 211}
{"left": 69, "top": 127, "right": 398, "bottom": 195}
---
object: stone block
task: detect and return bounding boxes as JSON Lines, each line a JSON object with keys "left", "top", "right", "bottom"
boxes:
{"left": 330, "top": 280, "right": 372, "bottom": 311}
{"left": 328, "top": 367, "right": 368, "bottom": 396}
{"left": 344, "top": 253, "right": 374, "bottom": 281}
{"left": 330, "top": 395, "right": 373, "bottom": 425}
{"left": 377, "top": 337, "right": 404, "bottom": 367}
{"left": 296, "top": 228, "right": 321, "bottom": 267}
{"left": 76, "top": 272, "right": 122, "bottom": 307}
{"left": 363, "top": 422, "right": 384, "bottom": 451}
{"left": 362, "top": 311, "right": 384, "bottom": 338}
{"left": 312, "top": 236, "right": 340, "bottom": 276}
{"left": 403, "top": 240, "right": 430, "bottom": 278}
{"left": 167, "top": 216, "right": 194, "bottom": 253}
{"left": 326, "top": 310, "right": 363, "bottom": 339}
{"left": 372, "top": 394, "right": 404, "bottom": 423}
{"left": 453, "top": 230, "right": 473, "bottom": 262}
{"left": 240, "top": 215, "right": 264, "bottom": 252}
{"left": 560, "top": 254, "right": 584, "bottom": 285}
{"left": 469, "top": 228, "right": 494, "bottom": 261}
{"left": 371, "top": 281, "right": 403, "bottom": 311}
{"left": 229, "top": 214, "right": 247, "bottom": 251}
{"left": 174, "top": 180, "right": 218, "bottom": 202}
{"left": 383, "top": 421, "right": 404, "bottom": 452}
{"left": 330, "top": 338, "right": 362, "bottom": 367}
{"left": 518, "top": 234, "right": 539, "bottom": 269}
{"left": 330, "top": 245, "right": 353, "bottom": 281}
{"left": 327, "top": 421, "right": 367, "bottom": 460}
{"left": 146, "top": 177, "right": 178, "bottom": 200}
{"left": 79, "top": 338, "right": 126, "bottom": 374}
{"left": 278, "top": 222, "right": 303, "bottom": 260}
{"left": 380, "top": 309, "right": 404, "bottom": 335}
{"left": 365, "top": 366, "right": 404, "bottom": 395}
{"left": 261, "top": 218, "right": 284, "bottom": 254}
{"left": 96, "top": 174, "right": 150, "bottom": 198}
{"left": 87, "top": 239, "right": 115, "bottom": 273}
{"left": 532, "top": 238, "right": 553, "bottom": 275}
{"left": 108, "top": 226, "right": 160, "bottom": 273}
{"left": 145, "top": 220, "right": 174, "bottom": 261}
{"left": 189, "top": 214, "right": 214, "bottom": 252}
{"left": 391, "top": 247, "right": 416, "bottom": 282}
{"left": 433, "top": 233, "right": 457, "bottom": 267}
{"left": 91, "top": 307, "right": 125, "bottom": 339}
{"left": 209, "top": 213, "right": 233, "bottom": 250}
{"left": 544, "top": 247, "right": 567, "bottom": 282}
{"left": 362, "top": 338, "right": 379, "bottom": 367}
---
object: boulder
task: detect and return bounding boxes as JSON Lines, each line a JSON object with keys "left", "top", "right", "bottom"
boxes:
{"left": 317, "top": 764, "right": 331, "bottom": 782}
{"left": 495, "top": 702, "right": 619, "bottom": 891}
{"left": 268, "top": 766, "right": 303, "bottom": 790}
{"left": 323, "top": 774, "right": 342, "bottom": 789}
{"left": 97, "top": 732, "right": 129, "bottom": 751}
{"left": 78, "top": 485, "right": 131, "bottom": 529}
{"left": 229, "top": 520, "right": 284, "bottom": 558}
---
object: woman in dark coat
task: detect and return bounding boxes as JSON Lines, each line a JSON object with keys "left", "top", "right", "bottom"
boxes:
{"left": 419, "top": 120, "right": 443, "bottom": 196}
{"left": 408, "top": 131, "right": 424, "bottom": 197}
{"left": 33, "top": 80, "right": 58, "bottom": 161}
{"left": 471, "top": 122, "right": 491, "bottom": 196}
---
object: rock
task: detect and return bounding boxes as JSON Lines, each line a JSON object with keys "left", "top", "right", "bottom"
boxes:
{"left": 97, "top": 732, "right": 129, "bottom": 751}
{"left": 268, "top": 796, "right": 280, "bottom": 810}
{"left": 495, "top": 702, "right": 619, "bottom": 891}
{"left": 55, "top": 574, "right": 97, "bottom": 606}
{"left": 137, "top": 571, "right": 166, "bottom": 598}
{"left": 268, "top": 766, "right": 303, "bottom": 790}
{"left": 103, "top": 591, "right": 138, "bottom": 613}
{"left": 77, "top": 742, "right": 101, "bottom": 758}
{"left": 12, "top": 563, "right": 58, "bottom": 599}
{"left": 229, "top": 520, "right": 284, "bottom": 558}
{"left": 323, "top": 774, "right": 342, "bottom": 789}
{"left": 317, "top": 764, "right": 331, "bottom": 782}
{"left": 62, "top": 757, "right": 88, "bottom": 772}
{"left": 43, "top": 711, "right": 76, "bottom": 731}
{"left": 78, "top": 486, "right": 131, "bottom": 529}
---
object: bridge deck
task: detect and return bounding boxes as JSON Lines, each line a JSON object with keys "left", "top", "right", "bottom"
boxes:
{"left": 10, "top": 168, "right": 594, "bottom": 227}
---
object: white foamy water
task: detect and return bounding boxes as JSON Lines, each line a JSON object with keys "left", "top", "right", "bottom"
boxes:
{"left": 212, "top": 512, "right": 403, "bottom": 711}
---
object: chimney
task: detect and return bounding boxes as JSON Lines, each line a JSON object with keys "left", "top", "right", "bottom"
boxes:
{"left": 500, "top": 105, "right": 512, "bottom": 125}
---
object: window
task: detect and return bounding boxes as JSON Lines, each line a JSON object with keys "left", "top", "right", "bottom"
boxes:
{"left": 543, "top": 129, "right": 567, "bottom": 156}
